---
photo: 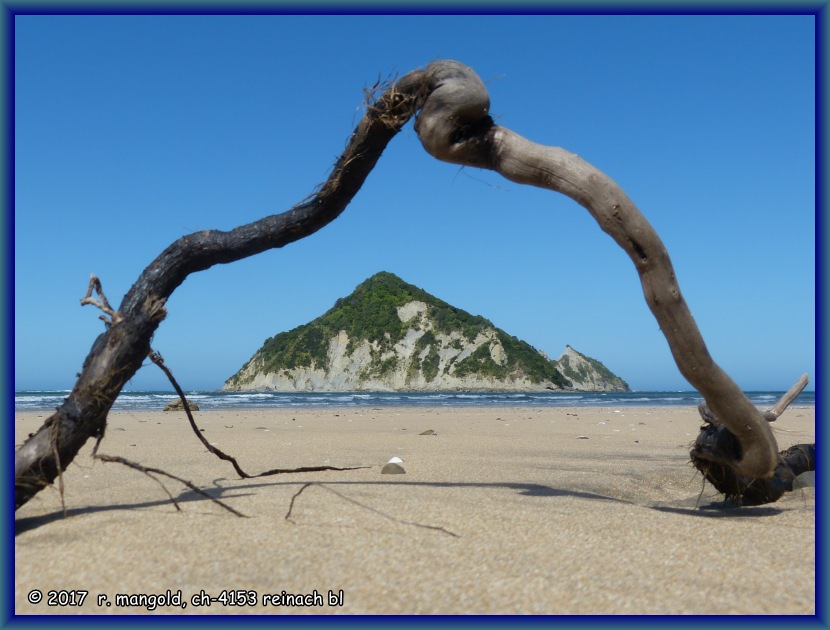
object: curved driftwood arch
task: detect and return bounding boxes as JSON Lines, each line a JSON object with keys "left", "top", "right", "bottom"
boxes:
{"left": 15, "top": 60, "right": 808, "bottom": 510}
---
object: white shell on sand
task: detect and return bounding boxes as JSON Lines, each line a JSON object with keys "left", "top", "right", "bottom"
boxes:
{"left": 388, "top": 456, "right": 404, "bottom": 464}
{"left": 381, "top": 463, "right": 406, "bottom": 475}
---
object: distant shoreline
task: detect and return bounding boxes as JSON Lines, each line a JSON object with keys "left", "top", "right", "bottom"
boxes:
{"left": 15, "top": 389, "right": 815, "bottom": 413}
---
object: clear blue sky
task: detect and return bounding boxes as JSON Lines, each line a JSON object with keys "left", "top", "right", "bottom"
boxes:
{"left": 14, "top": 14, "right": 815, "bottom": 392}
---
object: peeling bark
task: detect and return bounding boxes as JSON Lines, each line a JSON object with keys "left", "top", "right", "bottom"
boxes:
{"left": 16, "top": 60, "right": 802, "bottom": 510}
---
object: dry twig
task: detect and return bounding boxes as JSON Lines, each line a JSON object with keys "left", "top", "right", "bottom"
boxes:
{"left": 149, "top": 351, "right": 371, "bottom": 479}
{"left": 95, "top": 453, "right": 246, "bottom": 517}
{"left": 80, "top": 274, "right": 122, "bottom": 326}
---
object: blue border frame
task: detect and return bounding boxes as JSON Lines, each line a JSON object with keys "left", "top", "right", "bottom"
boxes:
{"left": 5, "top": 2, "right": 826, "bottom": 628}
{"left": 816, "top": 1, "right": 827, "bottom": 626}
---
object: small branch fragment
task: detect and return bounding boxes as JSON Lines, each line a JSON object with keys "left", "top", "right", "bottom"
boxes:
{"left": 697, "top": 403, "right": 719, "bottom": 427}
{"left": 764, "top": 373, "right": 810, "bottom": 422}
{"left": 284, "top": 481, "right": 314, "bottom": 521}
{"left": 80, "top": 274, "right": 123, "bottom": 326}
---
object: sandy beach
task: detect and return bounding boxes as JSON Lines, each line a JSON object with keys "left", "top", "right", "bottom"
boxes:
{"left": 14, "top": 405, "right": 815, "bottom": 615}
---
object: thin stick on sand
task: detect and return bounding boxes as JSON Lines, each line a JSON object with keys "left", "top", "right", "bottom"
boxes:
{"left": 95, "top": 454, "right": 247, "bottom": 517}
{"left": 149, "top": 350, "right": 372, "bottom": 479}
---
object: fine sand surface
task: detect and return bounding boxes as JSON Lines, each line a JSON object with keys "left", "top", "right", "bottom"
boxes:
{"left": 15, "top": 405, "right": 815, "bottom": 615}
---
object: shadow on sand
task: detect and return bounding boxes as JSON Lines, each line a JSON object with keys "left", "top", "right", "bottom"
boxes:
{"left": 15, "top": 474, "right": 793, "bottom": 535}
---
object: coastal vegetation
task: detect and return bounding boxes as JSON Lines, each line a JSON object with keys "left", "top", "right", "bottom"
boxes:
{"left": 451, "top": 331, "right": 569, "bottom": 387}
{"left": 250, "top": 272, "right": 471, "bottom": 375}
{"left": 249, "top": 272, "right": 471, "bottom": 371}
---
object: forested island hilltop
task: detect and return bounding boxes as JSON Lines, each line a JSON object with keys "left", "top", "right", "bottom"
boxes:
{"left": 223, "top": 272, "right": 629, "bottom": 393}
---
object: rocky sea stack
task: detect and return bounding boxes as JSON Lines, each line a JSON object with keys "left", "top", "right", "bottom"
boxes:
{"left": 223, "top": 272, "right": 629, "bottom": 393}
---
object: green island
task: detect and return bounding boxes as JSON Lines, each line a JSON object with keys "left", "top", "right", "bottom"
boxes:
{"left": 225, "top": 272, "right": 628, "bottom": 392}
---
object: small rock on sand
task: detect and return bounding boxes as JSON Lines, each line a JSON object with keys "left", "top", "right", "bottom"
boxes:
{"left": 381, "top": 463, "right": 406, "bottom": 474}
{"left": 163, "top": 399, "right": 200, "bottom": 412}
{"left": 419, "top": 429, "right": 436, "bottom": 436}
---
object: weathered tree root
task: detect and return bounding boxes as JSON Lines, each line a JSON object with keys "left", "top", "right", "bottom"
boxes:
{"left": 691, "top": 427, "right": 815, "bottom": 506}
{"left": 690, "top": 374, "right": 813, "bottom": 505}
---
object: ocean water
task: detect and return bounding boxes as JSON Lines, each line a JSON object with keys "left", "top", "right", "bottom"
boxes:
{"left": 14, "top": 389, "right": 815, "bottom": 413}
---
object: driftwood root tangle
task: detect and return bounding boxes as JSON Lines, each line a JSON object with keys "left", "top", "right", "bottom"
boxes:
{"left": 691, "top": 428, "right": 815, "bottom": 506}
{"left": 690, "top": 374, "right": 813, "bottom": 505}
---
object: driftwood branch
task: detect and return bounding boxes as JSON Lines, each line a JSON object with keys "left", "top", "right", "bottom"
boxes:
{"left": 408, "top": 60, "right": 787, "bottom": 480}
{"left": 14, "top": 73, "right": 427, "bottom": 510}
{"left": 15, "top": 59, "right": 801, "bottom": 511}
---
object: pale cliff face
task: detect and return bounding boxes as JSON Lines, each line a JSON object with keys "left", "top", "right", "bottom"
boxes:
{"left": 553, "top": 346, "right": 629, "bottom": 392}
